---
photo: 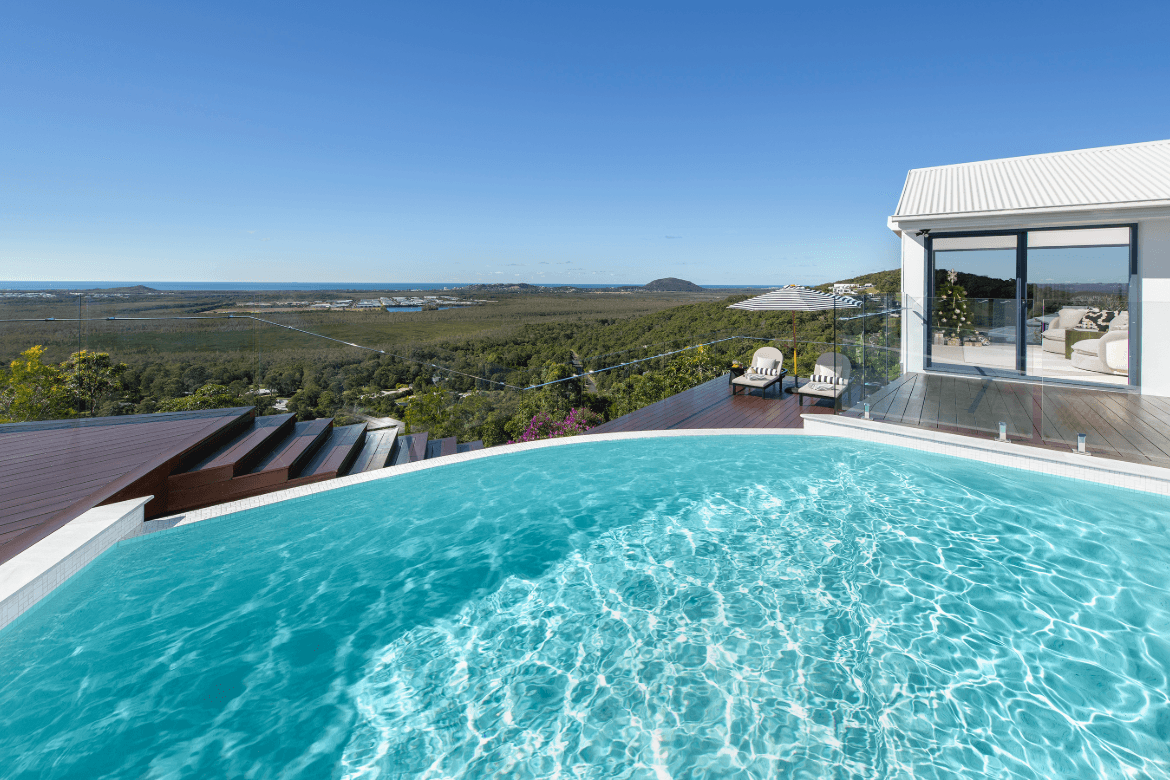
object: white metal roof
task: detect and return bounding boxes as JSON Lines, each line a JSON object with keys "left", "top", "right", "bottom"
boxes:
{"left": 891, "top": 139, "right": 1170, "bottom": 222}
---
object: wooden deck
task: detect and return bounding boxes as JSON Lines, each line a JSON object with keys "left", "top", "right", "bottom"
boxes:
{"left": 858, "top": 372, "right": 1170, "bottom": 468}
{"left": 0, "top": 407, "right": 256, "bottom": 563}
{"left": 588, "top": 374, "right": 838, "bottom": 434}
{"left": 587, "top": 371, "right": 1170, "bottom": 471}
{"left": 0, "top": 407, "right": 484, "bottom": 566}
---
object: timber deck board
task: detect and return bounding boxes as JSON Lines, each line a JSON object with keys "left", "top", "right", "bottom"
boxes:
{"left": 0, "top": 407, "right": 254, "bottom": 563}
{"left": 588, "top": 372, "right": 1170, "bottom": 470}
{"left": 588, "top": 375, "right": 836, "bottom": 436}
{"left": 858, "top": 373, "right": 1170, "bottom": 467}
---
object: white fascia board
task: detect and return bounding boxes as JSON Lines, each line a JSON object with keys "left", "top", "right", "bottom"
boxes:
{"left": 889, "top": 200, "right": 1170, "bottom": 233}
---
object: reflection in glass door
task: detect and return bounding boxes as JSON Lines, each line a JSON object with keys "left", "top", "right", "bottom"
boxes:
{"left": 1026, "top": 227, "right": 1131, "bottom": 385}
{"left": 928, "top": 235, "right": 1020, "bottom": 377}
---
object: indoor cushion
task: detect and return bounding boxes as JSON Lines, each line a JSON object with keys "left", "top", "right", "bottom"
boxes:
{"left": 1072, "top": 338, "right": 1101, "bottom": 355}
{"left": 1056, "top": 307, "right": 1090, "bottom": 329}
{"left": 1075, "top": 308, "right": 1118, "bottom": 332}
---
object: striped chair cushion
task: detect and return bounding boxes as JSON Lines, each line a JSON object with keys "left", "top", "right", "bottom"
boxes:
{"left": 749, "top": 366, "right": 782, "bottom": 376}
{"left": 808, "top": 374, "right": 849, "bottom": 385}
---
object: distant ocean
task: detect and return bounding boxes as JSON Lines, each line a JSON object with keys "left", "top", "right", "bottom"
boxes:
{"left": 0, "top": 281, "right": 775, "bottom": 291}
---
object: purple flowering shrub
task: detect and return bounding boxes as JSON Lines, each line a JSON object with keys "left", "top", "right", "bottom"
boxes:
{"left": 509, "top": 407, "right": 603, "bottom": 443}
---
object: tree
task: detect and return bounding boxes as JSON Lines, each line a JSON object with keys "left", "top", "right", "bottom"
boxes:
{"left": 404, "top": 388, "right": 454, "bottom": 436}
{"left": 315, "top": 390, "right": 341, "bottom": 417}
{"left": 60, "top": 350, "right": 127, "bottom": 416}
{"left": 934, "top": 269, "right": 973, "bottom": 342}
{"left": 0, "top": 345, "right": 73, "bottom": 423}
{"left": 156, "top": 384, "right": 247, "bottom": 412}
{"left": 503, "top": 389, "right": 572, "bottom": 442}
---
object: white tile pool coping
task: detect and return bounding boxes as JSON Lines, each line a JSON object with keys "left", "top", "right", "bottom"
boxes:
{"left": 0, "top": 496, "right": 150, "bottom": 632}
{"left": 4, "top": 420, "right": 1170, "bottom": 633}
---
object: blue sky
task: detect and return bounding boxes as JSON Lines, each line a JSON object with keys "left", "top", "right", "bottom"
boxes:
{"left": 3, "top": 2, "right": 1168, "bottom": 286}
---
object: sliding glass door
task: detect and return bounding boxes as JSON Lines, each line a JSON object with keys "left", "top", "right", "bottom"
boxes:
{"left": 927, "top": 234, "right": 1020, "bottom": 377}
{"left": 1025, "top": 228, "right": 1131, "bottom": 385}
{"left": 927, "top": 225, "right": 1135, "bottom": 385}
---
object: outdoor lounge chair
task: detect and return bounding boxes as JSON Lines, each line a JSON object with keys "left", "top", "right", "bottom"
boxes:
{"left": 731, "top": 346, "right": 787, "bottom": 398}
{"left": 793, "top": 352, "right": 852, "bottom": 412}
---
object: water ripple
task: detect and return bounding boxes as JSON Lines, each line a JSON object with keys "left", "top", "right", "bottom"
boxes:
{"left": 1, "top": 436, "right": 1168, "bottom": 780}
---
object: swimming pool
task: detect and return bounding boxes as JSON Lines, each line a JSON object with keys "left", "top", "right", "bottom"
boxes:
{"left": 1, "top": 435, "right": 1168, "bottom": 779}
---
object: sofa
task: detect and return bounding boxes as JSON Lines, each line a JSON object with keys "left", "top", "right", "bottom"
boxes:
{"left": 1071, "top": 322, "right": 1129, "bottom": 376}
{"left": 1040, "top": 307, "right": 1091, "bottom": 354}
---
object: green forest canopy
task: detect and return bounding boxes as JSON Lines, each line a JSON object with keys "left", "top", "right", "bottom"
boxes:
{"left": 1, "top": 275, "right": 902, "bottom": 443}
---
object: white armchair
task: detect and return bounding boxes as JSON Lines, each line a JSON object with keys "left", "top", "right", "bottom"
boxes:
{"left": 1070, "top": 328, "right": 1128, "bottom": 376}
{"left": 1040, "top": 307, "right": 1090, "bottom": 354}
{"left": 1099, "top": 329, "right": 1129, "bottom": 375}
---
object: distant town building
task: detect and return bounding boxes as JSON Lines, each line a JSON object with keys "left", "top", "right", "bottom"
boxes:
{"left": 832, "top": 283, "right": 874, "bottom": 296}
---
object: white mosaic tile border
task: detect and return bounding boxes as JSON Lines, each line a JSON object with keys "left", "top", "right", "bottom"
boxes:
{"left": 0, "top": 496, "right": 151, "bottom": 632}
{"left": 143, "top": 420, "right": 1170, "bottom": 536}
{"left": 139, "top": 428, "right": 796, "bottom": 533}
{"left": 802, "top": 415, "right": 1170, "bottom": 496}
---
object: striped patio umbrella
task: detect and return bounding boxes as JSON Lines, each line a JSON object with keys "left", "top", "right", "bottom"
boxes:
{"left": 728, "top": 286, "right": 860, "bottom": 385}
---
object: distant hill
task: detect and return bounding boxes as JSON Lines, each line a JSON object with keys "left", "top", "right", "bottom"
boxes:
{"left": 91, "top": 284, "right": 159, "bottom": 293}
{"left": 643, "top": 278, "right": 704, "bottom": 292}
{"left": 810, "top": 269, "right": 900, "bottom": 295}
{"left": 456, "top": 282, "right": 549, "bottom": 292}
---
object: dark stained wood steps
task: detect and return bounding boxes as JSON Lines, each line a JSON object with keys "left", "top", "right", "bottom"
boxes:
{"left": 1, "top": 407, "right": 491, "bottom": 566}
{"left": 165, "top": 418, "right": 335, "bottom": 512}
{"left": 0, "top": 407, "right": 257, "bottom": 563}
{"left": 168, "top": 413, "right": 296, "bottom": 491}
{"left": 288, "top": 424, "right": 368, "bottom": 484}
{"left": 349, "top": 428, "right": 399, "bottom": 473}
{"left": 425, "top": 436, "right": 458, "bottom": 459}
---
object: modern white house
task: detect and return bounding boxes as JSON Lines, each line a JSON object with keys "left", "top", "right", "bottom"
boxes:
{"left": 889, "top": 139, "right": 1170, "bottom": 396}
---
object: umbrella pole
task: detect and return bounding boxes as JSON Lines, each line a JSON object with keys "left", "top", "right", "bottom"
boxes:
{"left": 833, "top": 300, "right": 837, "bottom": 355}
{"left": 786, "top": 309, "right": 799, "bottom": 393}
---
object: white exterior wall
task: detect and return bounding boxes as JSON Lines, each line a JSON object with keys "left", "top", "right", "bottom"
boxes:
{"left": 1139, "top": 216, "right": 1170, "bottom": 397}
{"left": 899, "top": 231, "right": 927, "bottom": 373}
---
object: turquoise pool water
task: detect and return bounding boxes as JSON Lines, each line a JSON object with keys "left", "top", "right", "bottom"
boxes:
{"left": 2, "top": 435, "right": 1169, "bottom": 779}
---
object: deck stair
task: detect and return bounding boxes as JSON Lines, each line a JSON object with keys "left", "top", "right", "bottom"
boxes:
{"left": 159, "top": 417, "right": 487, "bottom": 515}
{"left": 285, "top": 424, "right": 368, "bottom": 487}
{"left": 168, "top": 413, "right": 296, "bottom": 492}
{"left": 349, "top": 428, "right": 399, "bottom": 473}
{"left": 165, "top": 417, "right": 333, "bottom": 511}
{"left": 99, "top": 415, "right": 484, "bottom": 518}
{"left": 387, "top": 432, "right": 428, "bottom": 465}
{"left": 425, "top": 436, "right": 458, "bottom": 459}
{"left": 1, "top": 405, "right": 488, "bottom": 565}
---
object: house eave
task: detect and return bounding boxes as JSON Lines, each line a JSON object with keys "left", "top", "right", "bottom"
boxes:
{"left": 888, "top": 199, "right": 1170, "bottom": 233}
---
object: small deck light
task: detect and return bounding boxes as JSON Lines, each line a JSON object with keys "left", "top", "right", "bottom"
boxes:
{"left": 1077, "top": 433, "right": 1088, "bottom": 454}
{"left": 997, "top": 421, "right": 1008, "bottom": 442}
{"left": 863, "top": 402, "right": 871, "bottom": 420}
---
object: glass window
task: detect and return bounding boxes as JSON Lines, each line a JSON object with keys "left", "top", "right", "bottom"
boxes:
{"left": 927, "top": 226, "right": 1134, "bottom": 386}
